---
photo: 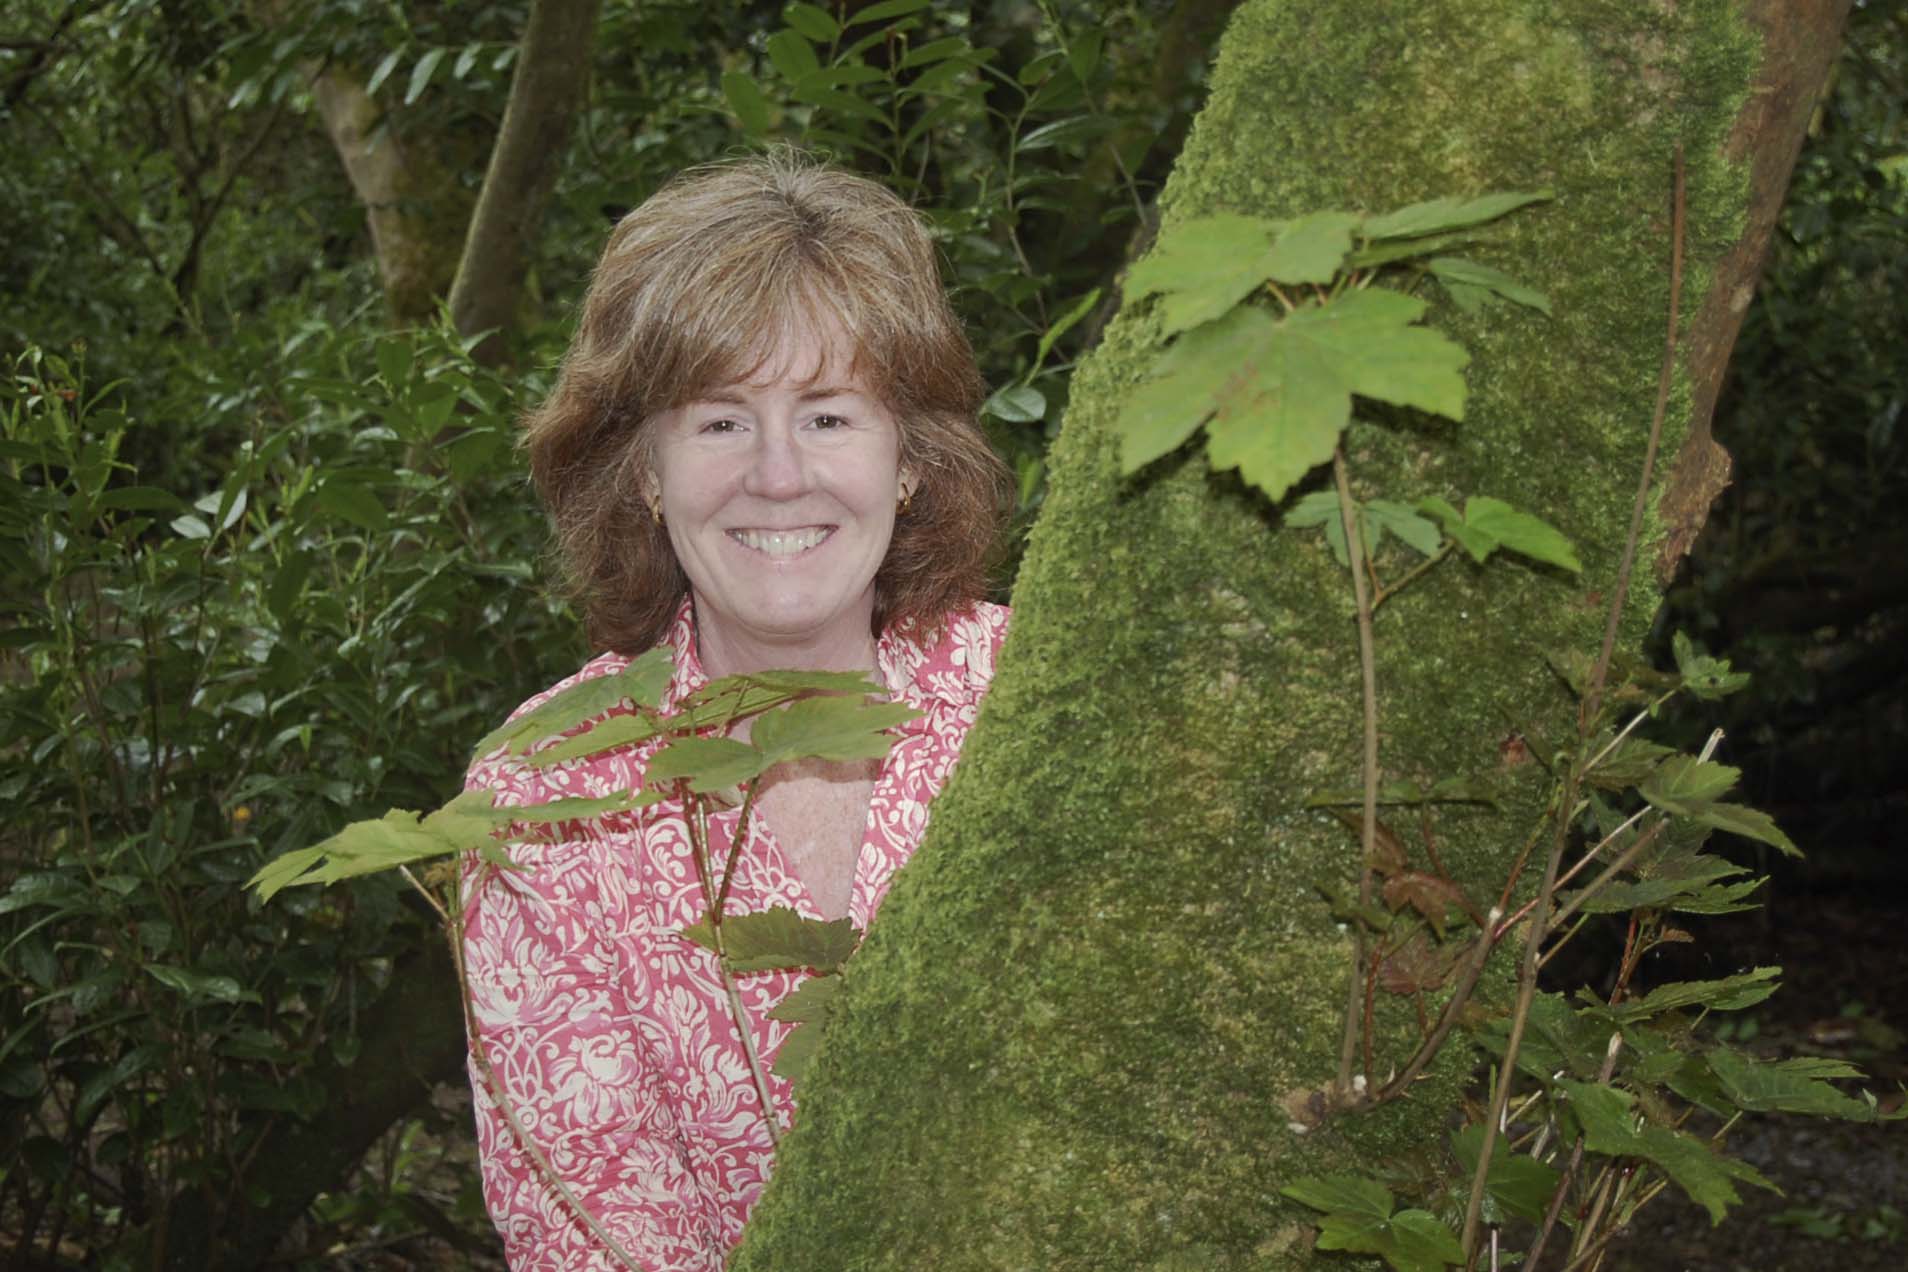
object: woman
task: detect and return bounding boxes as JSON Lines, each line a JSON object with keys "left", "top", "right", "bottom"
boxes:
{"left": 460, "top": 152, "right": 1012, "bottom": 1270}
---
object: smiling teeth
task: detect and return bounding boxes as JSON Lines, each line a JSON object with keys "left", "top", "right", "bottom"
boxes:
{"left": 732, "top": 527, "right": 830, "bottom": 556}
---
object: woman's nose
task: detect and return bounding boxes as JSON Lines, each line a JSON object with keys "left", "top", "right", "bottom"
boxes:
{"left": 742, "top": 422, "right": 808, "bottom": 498}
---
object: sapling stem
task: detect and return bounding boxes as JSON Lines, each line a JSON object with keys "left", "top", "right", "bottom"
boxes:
{"left": 1461, "top": 146, "right": 1686, "bottom": 1265}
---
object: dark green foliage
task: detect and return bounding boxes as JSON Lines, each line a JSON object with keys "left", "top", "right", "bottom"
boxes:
{"left": 0, "top": 322, "right": 580, "bottom": 1260}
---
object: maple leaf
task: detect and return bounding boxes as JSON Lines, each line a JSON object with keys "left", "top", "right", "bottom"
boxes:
{"left": 1115, "top": 290, "right": 1469, "bottom": 503}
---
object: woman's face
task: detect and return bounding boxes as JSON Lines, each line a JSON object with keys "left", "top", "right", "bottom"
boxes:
{"left": 647, "top": 324, "right": 910, "bottom": 676}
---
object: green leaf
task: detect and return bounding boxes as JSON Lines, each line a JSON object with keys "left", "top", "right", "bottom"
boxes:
{"left": 1463, "top": 496, "right": 1581, "bottom": 572}
{"left": 1281, "top": 1175, "right": 1393, "bottom": 1221}
{"left": 1705, "top": 1049, "right": 1888, "bottom": 1121}
{"left": 473, "top": 650, "right": 676, "bottom": 760}
{"left": 1036, "top": 287, "right": 1102, "bottom": 368}
{"left": 1314, "top": 1212, "right": 1392, "bottom": 1259}
{"left": 404, "top": 46, "right": 447, "bottom": 107}
{"left": 1556, "top": 1078, "right": 1777, "bottom": 1223}
{"left": 674, "top": 668, "right": 886, "bottom": 728}
{"left": 1123, "top": 214, "right": 1283, "bottom": 337}
{"left": 983, "top": 383, "right": 1047, "bottom": 423}
{"left": 375, "top": 335, "right": 411, "bottom": 390}
{"left": 782, "top": 2, "right": 840, "bottom": 40}
{"left": 1116, "top": 305, "right": 1274, "bottom": 474}
{"left": 1065, "top": 29, "right": 1102, "bottom": 83}
{"left": 1117, "top": 291, "right": 1469, "bottom": 503}
{"left": 1639, "top": 755, "right": 1741, "bottom": 816}
{"left": 1363, "top": 189, "right": 1553, "bottom": 240}
{"left": 146, "top": 965, "right": 255, "bottom": 1004}
{"left": 1386, "top": 1211, "right": 1464, "bottom": 1272}
{"left": 1671, "top": 631, "right": 1752, "bottom": 701}
{"left": 1264, "top": 211, "right": 1360, "bottom": 285}
{"left": 894, "top": 35, "right": 965, "bottom": 69}
{"left": 844, "top": 0, "right": 931, "bottom": 25}
{"left": 96, "top": 485, "right": 190, "bottom": 514}
{"left": 751, "top": 694, "right": 919, "bottom": 768}
{"left": 771, "top": 1020, "right": 823, "bottom": 1081}
{"left": 1691, "top": 802, "right": 1799, "bottom": 857}
{"left": 365, "top": 47, "right": 403, "bottom": 97}
{"left": 1427, "top": 257, "right": 1552, "bottom": 314}
{"left": 1586, "top": 737, "right": 1675, "bottom": 790}
{"left": 767, "top": 973, "right": 842, "bottom": 1023}
{"left": 312, "top": 476, "right": 388, "bottom": 531}
{"left": 1451, "top": 1125, "right": 1562, "bottom": 1221}
{"left": 1365, "top": 499, "right": 1442, "bottom": 557}
{"left": 722, "top": 71, "right": 772, "bottom": 134}
{"left": 1592, "top": 967, "right": 1780, "bottom": 1024}
{"left": 765, "top": 29, "right": 821, "bottom": 81}
{"left": 647, "top": 736, "right": 767, "bottom": 793}
{"left": 245, "top": 810, "right": 455, "bottom": 901}
{"left": 1417, "top": 495, "right": 1496, "bottom": 563}
{"left": 681, "top": 905, "right": 861, "bottom": 973}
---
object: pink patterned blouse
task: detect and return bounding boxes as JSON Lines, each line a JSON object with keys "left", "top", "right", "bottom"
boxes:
{"left": 461, "top": 599, "right": 1009, "bottom": 1270}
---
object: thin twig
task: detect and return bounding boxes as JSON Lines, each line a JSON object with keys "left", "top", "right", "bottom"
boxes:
{"left": 1332, "top": 447, "right": 1382, "bottom": 1098}
{"left": 1372, "top": 906, "right": 1503, "bottom": 1103}
{"left": 1371, "top": 541, "right": 1456, "bottom": 613}
{"left": 1497, "top": 808, "right": 1657, "bottom": 937}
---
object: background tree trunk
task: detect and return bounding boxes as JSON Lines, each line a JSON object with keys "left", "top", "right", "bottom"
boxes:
{"left": 732, "top": 2, "right": 1847, "bottom": 1268}
{"left": 312, "top": 68, "right": 474, "bottom": 324}
{"left": 448, "top": 0, "right": 602, "bottom": 363}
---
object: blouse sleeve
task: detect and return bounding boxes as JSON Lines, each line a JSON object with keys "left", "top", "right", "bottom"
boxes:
{"left": 461, "top": 791, "right": 724, "bottom": 1271}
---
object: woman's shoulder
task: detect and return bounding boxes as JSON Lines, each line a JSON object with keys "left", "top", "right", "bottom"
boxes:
{"left": 881, "top": 600, "right": 1010, "bottom": 710}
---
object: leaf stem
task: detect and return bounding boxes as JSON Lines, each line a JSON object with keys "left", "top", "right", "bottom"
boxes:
{"left": 1332, "top": 447, "right": 1382, "bottom": 1098}
{"left": 1371, "top": 541, "right": 1455, "bottom": 613}
{"left": 683, "top": 780, "right": 783, "bottom": 1154}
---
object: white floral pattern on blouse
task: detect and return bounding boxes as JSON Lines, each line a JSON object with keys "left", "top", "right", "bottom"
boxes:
{"left": 462, "top": 598, "right": 1009, "bottom": 1270}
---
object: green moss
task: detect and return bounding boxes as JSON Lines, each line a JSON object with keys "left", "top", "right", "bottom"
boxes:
{"left": 733, "top": 2, "right": 1761, "bottom": 1267}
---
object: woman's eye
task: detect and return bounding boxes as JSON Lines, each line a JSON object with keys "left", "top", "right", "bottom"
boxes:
{"left": 699, "top": 417, "right": 741, "bottom": 434}
{"left": 812, "top": 413, "right": 848, "bottom": 430}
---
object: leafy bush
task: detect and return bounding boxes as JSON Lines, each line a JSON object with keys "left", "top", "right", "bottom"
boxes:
{"left": 0, "top": 318, "right": 577, "bottom": 1261}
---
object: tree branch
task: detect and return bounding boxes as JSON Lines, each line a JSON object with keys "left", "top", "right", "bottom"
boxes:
{"left": 448, "top": 0, "right": 603, "bottom": 363}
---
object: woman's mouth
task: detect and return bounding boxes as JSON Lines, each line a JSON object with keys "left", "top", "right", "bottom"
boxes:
{"left": 728, "top": 527, "right": 833, "bottom": 557}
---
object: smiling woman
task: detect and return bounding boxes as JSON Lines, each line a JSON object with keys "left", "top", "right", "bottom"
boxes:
{"left": 459, "top": 151, "right": 1012, "bottom": 1270}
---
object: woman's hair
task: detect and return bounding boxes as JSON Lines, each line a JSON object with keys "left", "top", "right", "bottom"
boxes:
{"left": 524, "top": 149, "right": 1011, "bottom": 655}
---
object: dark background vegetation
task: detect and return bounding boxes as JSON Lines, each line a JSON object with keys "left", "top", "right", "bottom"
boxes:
{"left": 0, "top": 0, "right": 1900, "bottom": 1266}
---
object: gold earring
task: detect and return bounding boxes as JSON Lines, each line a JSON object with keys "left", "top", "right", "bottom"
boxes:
{"left": 650, "top": 500, "right": 665, "bottom": 527}
{"left": 897, "top": 486, "right": 913, "bottom": 516}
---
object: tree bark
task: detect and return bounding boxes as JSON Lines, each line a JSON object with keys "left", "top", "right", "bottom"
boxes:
{"left": 448, "top": 0, "right": 603, "bottom": 363}
{"left": 731, "top": 2, "right": 1848, "bottom": 1268}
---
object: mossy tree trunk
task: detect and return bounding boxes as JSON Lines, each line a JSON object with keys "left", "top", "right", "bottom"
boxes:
{"left": 733, "top": 2, "right": 1846, "bottom": 1268}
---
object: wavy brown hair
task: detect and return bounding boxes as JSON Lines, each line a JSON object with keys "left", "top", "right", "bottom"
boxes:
{"left": 523, "top": 149, "right": 1011, "bottom": 655}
